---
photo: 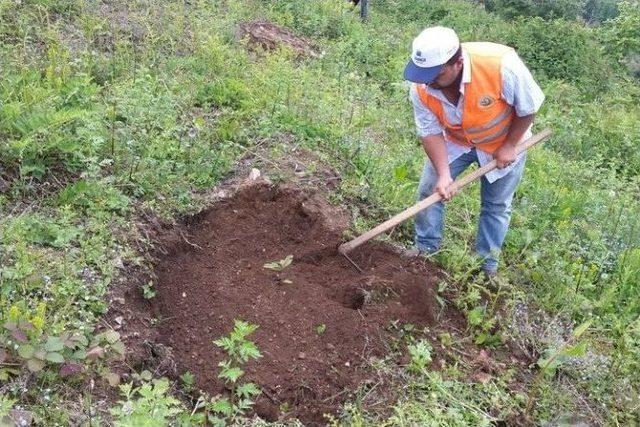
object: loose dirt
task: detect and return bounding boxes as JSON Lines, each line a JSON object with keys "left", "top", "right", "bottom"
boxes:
{"left": 237, "top": 20, "right": 321, "bottom": 58}
{"left": 147, "top": 182, "right": 464, "bottom": 425}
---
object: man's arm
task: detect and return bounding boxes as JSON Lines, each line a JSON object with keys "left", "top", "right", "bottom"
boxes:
{"left": 496, "top": 50, "right": 545, "bottom": 169}
{"left": 422, "top": 134, "right": 456, "bottom": 200}
{"left": 493, "top": 113, "right": 535, "bottom": 169}
{"left": 410, "top": 85, "right": 456, "bottom": 200}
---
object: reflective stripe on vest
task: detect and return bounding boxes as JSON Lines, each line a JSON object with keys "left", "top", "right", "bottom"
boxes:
{"left": 415, "top": 42, "right": 515, "bottom": 154}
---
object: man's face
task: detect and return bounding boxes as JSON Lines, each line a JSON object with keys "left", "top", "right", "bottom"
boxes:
{"left": 428, "top": 56, "right": 463, "bottom": 90}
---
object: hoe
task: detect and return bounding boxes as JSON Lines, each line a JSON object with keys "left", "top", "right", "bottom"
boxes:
{"left": 338, "top": 128, "right": 552, "bottom": 270}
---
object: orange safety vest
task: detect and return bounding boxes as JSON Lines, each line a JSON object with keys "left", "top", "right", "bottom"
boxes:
{"left": 416, "top": 42, "right": 515, "bottom": 154}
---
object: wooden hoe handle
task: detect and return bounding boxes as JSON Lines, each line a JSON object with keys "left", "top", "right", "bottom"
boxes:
{"left": 338, "top": 128, "right": 553, "bottom": 255}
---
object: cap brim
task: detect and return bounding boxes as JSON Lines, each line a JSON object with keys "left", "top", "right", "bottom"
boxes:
{"left": 403, "top": 60, "right": 443, "bottom": 84}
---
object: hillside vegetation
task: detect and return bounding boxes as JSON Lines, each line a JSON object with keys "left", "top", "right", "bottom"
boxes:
{"left": 1, "top": 0, "right": 639, "bottom": 425}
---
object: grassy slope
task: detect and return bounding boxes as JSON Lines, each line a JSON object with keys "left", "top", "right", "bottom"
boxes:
{"left": 0, "top": 0, "right": 639, "bottom": 424}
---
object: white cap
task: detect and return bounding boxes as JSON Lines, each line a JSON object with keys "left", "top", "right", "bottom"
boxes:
{"left": 404, "top": 27, "right": 460, "bottom": 83}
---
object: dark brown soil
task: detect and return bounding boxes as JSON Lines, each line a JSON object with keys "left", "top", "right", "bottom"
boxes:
{"left": 149, "top": 182, "right": 464, "bottom": 425}
{"left": 237, "top": 20, "right": 321, "bottom": 58}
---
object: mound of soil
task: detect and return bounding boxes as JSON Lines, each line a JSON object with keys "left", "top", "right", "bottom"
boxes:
{"left": 237, "top": 21, "right": 320, "bottom": 58}
{"left": 151, "top": 183, "right": 462, "bottom": 425}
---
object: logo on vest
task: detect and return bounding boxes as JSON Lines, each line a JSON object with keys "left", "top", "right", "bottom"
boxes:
{"left": 478, "top": 95, "right": 495, "bottom": 108}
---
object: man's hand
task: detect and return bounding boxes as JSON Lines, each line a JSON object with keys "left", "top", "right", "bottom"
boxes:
{"left": 494, "top": 143, "right": 517, "bottom": 169}
{"left": 434, "top": 174, "right": 456, "bottom": 201}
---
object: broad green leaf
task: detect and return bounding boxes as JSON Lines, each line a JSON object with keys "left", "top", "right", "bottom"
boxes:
{"left": 233, "top": 319, "right": 258, "bottom": 336}
{"left": 45, "top": 336, "right": 64, "bottom": 352}
{"left": 280, "top": 255, "right": 293, "bottom": 268}
{"left": 111, "top": 341, "right": 125, "bottom": 356}
{"left": 263, "top": 255, "right": 294, "bottom": 271}
{"left": 474, "top": 332, "right": 488, "bottom": 345}
{"left": 104, "top": 372, "right": 120, "bottom": 387}
{"left": 46, "top": 352, "right": 65, "bottom": 363}
{"left": 73, "top": 349, "right": 87, "bottom": 360}
{"left": 572, "top": 319, "right": 592, "bottom": 338}
{"left": 72, "top": 333, "right": 88, "bottom": 347}
{"left": 104, "top": 330, "right": 120, "bottom": 344}
{"left": 263, "top": 261, "right": 282, "bottom": 270}
{"left": 17, "top": 344, "right": 35, "bottom": 359}
{"left": 27, "top": 358, "right": 45, "bottom": 372}
{"left": 562, "top": 341, "right": 588, "bottom": 357}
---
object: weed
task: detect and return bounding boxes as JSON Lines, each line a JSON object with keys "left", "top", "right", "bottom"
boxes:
{"left": 209, "top": 319, "right": 262, "bottom": 425}
{"left": 110, "top": 378, "right": 184, "bottom": 427}
{"left": 407, "top": 340, "right": 433, "bottom": 374}
{"left": 0, "top": 320, "right": 123, "bottom": 381}
{"left": 142, "top": 281, "right": 156, "bottom": 300}
{"left": 263, "top": 254, "right": 294, "bottom": 271}
{"left": 180, "top": 371, "right": 195, "bottom": 393}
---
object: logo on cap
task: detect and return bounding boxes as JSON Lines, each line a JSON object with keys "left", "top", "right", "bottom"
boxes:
{"left": 414, "top": 50, "right": 426, "bottom": 64}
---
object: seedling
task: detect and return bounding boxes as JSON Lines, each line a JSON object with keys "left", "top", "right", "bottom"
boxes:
{"left": 142, "top": 281, "right": 156, "bottom": 299}
{"left": 279, "top": 401, "right": 290, "bottom": 413}
{"left": 181, "top": 371, "right": 196, "bottom": 393}
{"left": 525, "top": 320, "right": 593, "bottom": 417}
{"left": 263, "top": 255, "right": 293, "bottom": 271}
{"left": 407, "top": 339, "right": 432, "bottom": 374}
{"left": 209, "top": 319, "right": 262, "bottom": 425}
{"left": 110, "top": 379, "right": 183, "bottom": 425}
{"left": 315, "top": 324, "right": 326, "bottom": 335}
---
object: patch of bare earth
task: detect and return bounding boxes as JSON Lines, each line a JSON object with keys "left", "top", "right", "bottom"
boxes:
{"left": 237, "top": 21, "right": 321, "bottom": 58}
{"left": 142, "top": 180, "right": 464, "bottom": 425}
{"left": 101, "top": 144, "right": 541, "bottom": 425}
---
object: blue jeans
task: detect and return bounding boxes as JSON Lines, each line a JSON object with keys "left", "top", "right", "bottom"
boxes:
{"left": 415, "top": 149, "right": 526, "bottom": 272}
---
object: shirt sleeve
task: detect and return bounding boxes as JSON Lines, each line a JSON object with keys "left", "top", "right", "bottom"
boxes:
{"left": 409, "top": 84, "right": 444, "bottom": 138}
{"left": 501, "top": 50, "right": 545, "bottom": 117}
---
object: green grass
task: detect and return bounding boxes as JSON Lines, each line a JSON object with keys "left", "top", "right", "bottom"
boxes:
{"left": 0, "top": 0, "right": 639, "bottom": 424}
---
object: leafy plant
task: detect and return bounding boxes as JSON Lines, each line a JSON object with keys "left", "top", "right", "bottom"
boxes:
{"left": 407, "top": 339, "right": 433, "bottom": 374}
{"left": 467, "top": 305, "right": 502, "bottom": 346}
{"left": 110, "top": 378, "right": 184, "bottom": 427}
{"left": 180, "top": 371, "right": 195, "bottom": 393}
{"left": 263, "top": 255, "right": 293, "bottom": 271}
{"left": 209, "top": 319, "right": 262, "bottom": 425}
{"left": 0, "top": 321, "right": 124, "bottom": 382}
{"left": 142, "top": 281, "right": 156, "bottom": 299}
{"left": 525, "top": 320, "right": 593, "bottom": 416}
{"left": 0, "top": 394, "right": 15, "bottom": 418}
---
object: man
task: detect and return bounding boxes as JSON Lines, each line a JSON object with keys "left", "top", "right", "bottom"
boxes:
{"left": 404, "top": 27, "right": 544, "bottom": 276}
